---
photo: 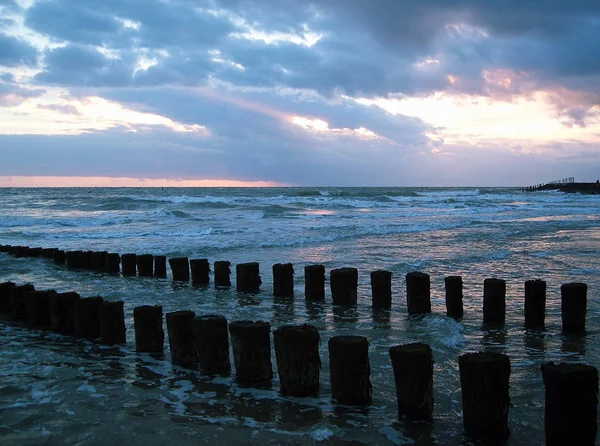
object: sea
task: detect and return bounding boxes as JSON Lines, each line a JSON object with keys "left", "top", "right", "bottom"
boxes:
{"left": 0, "top": 186, "right": 599, "bottom": 445}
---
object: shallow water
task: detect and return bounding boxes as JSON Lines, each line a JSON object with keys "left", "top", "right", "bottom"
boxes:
{"left": 0, "top": 187, "right": 599, "bottom": 445}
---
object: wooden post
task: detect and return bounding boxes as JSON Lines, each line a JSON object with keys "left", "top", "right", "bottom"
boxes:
{"left": 91, "top": 251, "right": 108, "bottom": 272}
{"left": 459, "top": 352, "right": 511, "bottom": 443}
{"left": 273, "top": 263, "right": 294, "bottom": 297}
{"left": 99, "top": 301, "right": 126, "bottom": 345}
{"left": 65, "top": 250, "right": 83, "bottom": 269}
{"left": 169, "top": 257, "right": 190, "bottom": 282}
{"left": 561, "top": 283, "right": 587, "bottom": 334}
{"left": 49, "top": 292, "right": 80, "bottom": 335}
{"left": 371, "top": 270, "right": 392, "bottom": 309}
{"left": 328, "top": 335, "right": 372, "bottom": 405}
{"left": 25, "top": 289, "right": 56, "bottom": 328}
{"left": 444, "top": 276, "right": 463, "bottom": 318}
{"left": 121, "top": 253, "right": 137, "bottom": 276}
{"left": 80, "top": 251, "right": 93, "bottom": 270}
{"left": 105, "top": 253, "right": 120, "bottom": 274}
{"left": 214, "top": 261, "right": 231, "bottom": 287}
{"left": 26, "top": 247, "right": 42, "bottom": 257}
{"left": 154, "top": 255, "right": 167, "bottom": 278}
{"left": 194, "top": 315, "right": 231, "bottom": 375}
{"left": 133, "top": 305, "right": 164, "bottom": 353}
{"left": 406, "top": 272, "right": 431, "bottom": 314}
{"left": 229, "top": 320, "right": 272, "bottom": 383}
{"left": 483, "top": 278, "right": 506, "bottom": 323}
{"left": 389, "top": 343, "right": 434, "bottom": 421}
{"left": 10, "top": 284, "right": 35, "bottom": 320}
{"left": 236, "top": 262, "right": 261, "bottom": 292}
{"left": 274, "top": 324, "right": 320, "bottom": 396}
{"left": 190, "top": 258, "right": 210, "bottom": 285}
{"left": 305, "top": 264, "right": 325, "bottom": 300}
{"left": 524, "top": 279, "right": 546, "bottom": 329}
{"left": 137, "top": 254, "right": 154, "bottom": 277}
{"left": 0, "top": 281, "right": 15, "bottom": 313}
{"left": 166, "top": 310, "right": 197, "bottom": 368}
{"left": 541, "top": 362, "right": 598, "bottom": 446}
{"left": 42, "top": 248, "right": 57, "bottom": 259}
{"left": 74, "top": 296, "right": 103, "bottom": 339}
{"left": 330, "top": 267, "right": 358, "bottom": 306}
{"left": 53, "top": 250, "right": 66, "bottom": 264}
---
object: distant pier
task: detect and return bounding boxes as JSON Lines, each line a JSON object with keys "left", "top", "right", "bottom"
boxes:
{"left": 523, "top": 177, "right": 600, "bottom": 194}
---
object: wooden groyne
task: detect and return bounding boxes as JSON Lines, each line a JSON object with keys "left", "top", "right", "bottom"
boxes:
{"left": 1, "top": 244, "right": 599, "bottom": 444}
{"left": 523, "top": 178, "right": 600, "bottom": 194}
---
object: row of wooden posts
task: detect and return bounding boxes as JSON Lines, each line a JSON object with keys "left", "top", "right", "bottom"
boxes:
{"left": 0, "top": 278, "right": 597, "bottom": 445}
{"left": 0, "top": 244, "right": 590, "bottom": 333}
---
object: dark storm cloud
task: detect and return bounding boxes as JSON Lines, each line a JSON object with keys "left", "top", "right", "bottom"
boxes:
{"left": 0, "top": 33, "right": 38, "bottom": 67}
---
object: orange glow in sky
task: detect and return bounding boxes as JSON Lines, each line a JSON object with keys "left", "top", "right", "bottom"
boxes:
{"left": 0, "top": 176, "right": 282, "bottom": 187}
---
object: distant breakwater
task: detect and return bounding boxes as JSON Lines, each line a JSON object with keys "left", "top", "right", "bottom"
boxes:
{"left": 523, "top": 181, "right": 600, "bottom": 194}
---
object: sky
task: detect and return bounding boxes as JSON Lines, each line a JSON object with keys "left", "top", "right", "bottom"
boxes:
{"left": 1, "top": 0, "right": 599, "bottom": 187}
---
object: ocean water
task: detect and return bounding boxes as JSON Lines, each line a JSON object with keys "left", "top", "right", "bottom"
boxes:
{"left": 0, "top": 186, "right": 599, "bottom": 445}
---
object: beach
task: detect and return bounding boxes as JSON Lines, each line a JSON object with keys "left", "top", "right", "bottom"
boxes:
{"left": 1, "top": 186, "right": 599, "bottom": 445}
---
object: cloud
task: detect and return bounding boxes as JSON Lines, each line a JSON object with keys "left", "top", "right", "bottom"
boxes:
{"left": 37, "top": 103, "right": 80, "bottom": 115}
{"left": 0, "top": 80, "right": 45, "bottom": 106}
{"left": 0, "top": 32, "right": 38, "bottom": 67}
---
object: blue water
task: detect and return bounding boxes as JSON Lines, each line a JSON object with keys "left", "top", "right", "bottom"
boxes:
{"left": 0, "top": 187, "right": 599, "bottom": 444}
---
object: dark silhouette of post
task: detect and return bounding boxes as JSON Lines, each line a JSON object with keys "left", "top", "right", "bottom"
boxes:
{"left": 274, "top": 324, "right": 320, "bottom": 396}
{"left": 483, "top": 278, "right": 506, "bottom": 323}
{"left": 80, "top": 251, "right": 92, "bottom": 270}
{"left": 74, "top": 296, "right": 103, "bottom": 339}
{"left": 0, "top": 281, "right": 15, "bottom": 313}
{"left": 26, "top": 247, "right": 42, "bottom": 257}
{"left": 194, "top": 315, "right": 230, "bottom": 375}
{"left": 273, "top": 263, "right": 294, "bottom": 297}
{"left": 91, "top": 251, "right": 108, "bottom": 272}
{"left": 169, "top": 257, "right": 190, "bottom": 282}
{"left": 328, "top": 335, "right": 372, "bottom": 405}
{"left": 166, "top": 310, "right": 197, "bottom": 368}
{"left": 236, "top": 262, "right": 261, "bottom": 292}
{"left": 371, "top": 270, "right": 392, "bottom": 309}
{"left": 65, "top": 250, "right": 83, "bottom": 269}
{"left": 561, "top": 283, "right": 587, "bottom": 333}
{"left": 524, "top": 279, "right": 546, "bottom": 329}
{"left": 330, "top": 267, "right": 358, "bottom": 306}
{"left": 444, "top": 276, "right": 463, "bottom": 318}
{"left": 154, "top": 255, "right": 167, "bottom": 278}
{"left": 305, "top": 265, "right": 325, "bottom": 300}
{"left": 214, "top": 261, "right": 231, "bottom": 287}
{"left": 42, "top": 248, "right": 57, "bottom": 259}
{"left": 53, "top": 250, "right": 66, "bottom": 264}
{"left": 541, "top": 361, "right": 598, "bottom": 446}
{"left": 190, "top": 258, "right": 210, "bottom": 285}
{"left": 133, "top": 305, "right": 164, "bottom": 353}
{"left": 121, "top": 253, "right": 137, "bottom": 276}
{"left": 105, "top": 253, "right": 120, "bottom": 274}
{"left": 229, "top": 320, "right": 272, "bottom": 383}
{"left": 406, "top": 272, "right": 431, "bottom": 314}
{"left": 100, "top": 301, "right": 126, "bottom": 345}
{"left": 49, "top": 292, "right": 80, "bottom": 334}
{"left": 137, "top": 254, "right": 154, "bottom": 277}
{"left": 389, "top": 343, "right": 434, "bottom": 421}
{"left": 10, "top": 284, "right": 35, "bottom": 320}
{"left": 25, "top": 289, "right": 56, "bottom": 328}
{"left": 459, "top": 352, "right": 511, "bottom": 443}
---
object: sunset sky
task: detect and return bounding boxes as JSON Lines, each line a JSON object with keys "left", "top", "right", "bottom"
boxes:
{"left": 1, "top": 0, "right": 599, "bottom": 186}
